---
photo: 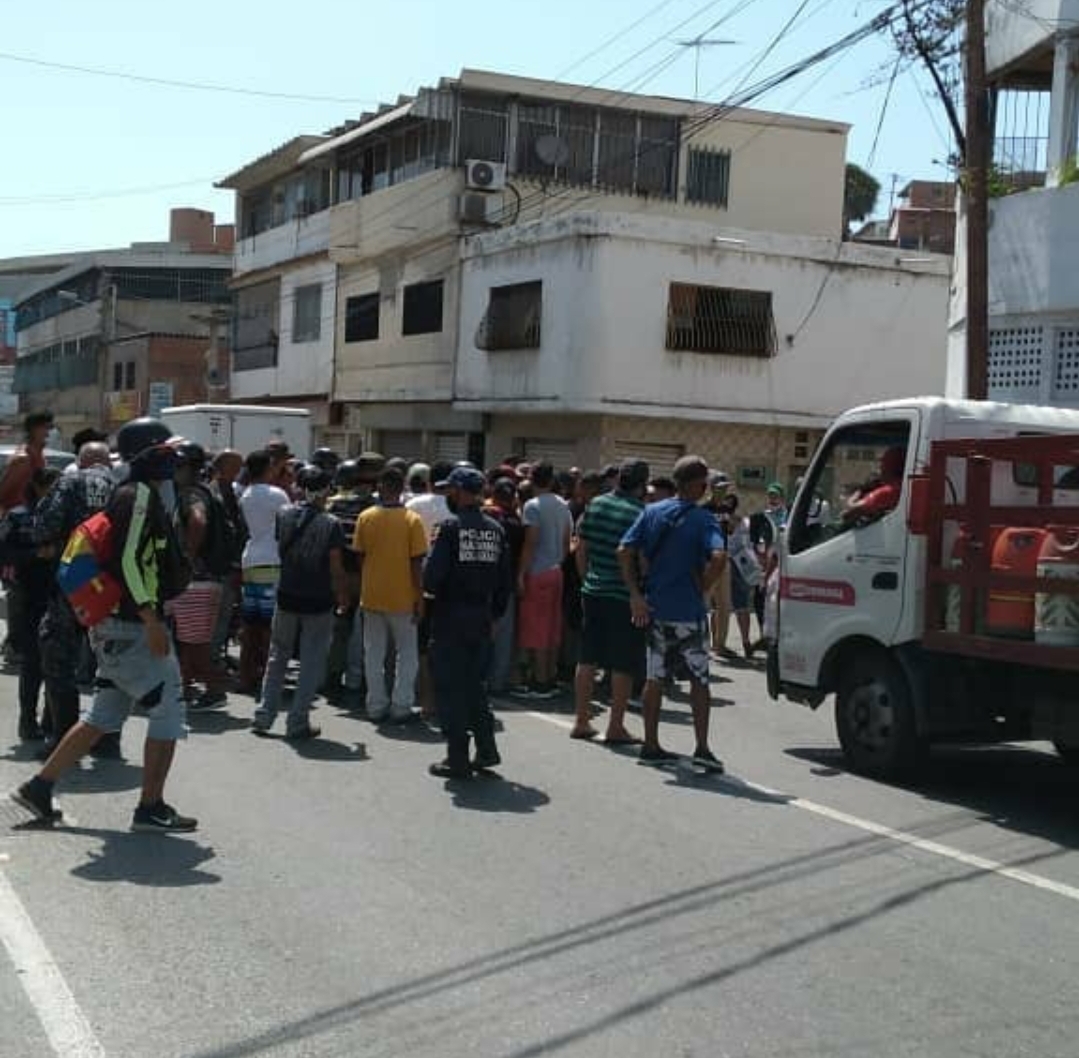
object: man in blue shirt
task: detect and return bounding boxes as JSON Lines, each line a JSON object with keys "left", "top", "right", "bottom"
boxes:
{"left": 619, "top": 455, "right": 728, "bottom": 770}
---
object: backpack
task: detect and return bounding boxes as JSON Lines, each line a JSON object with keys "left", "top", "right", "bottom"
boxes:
{"left": 56, "top": 509, "right": 124, "bottom": 628}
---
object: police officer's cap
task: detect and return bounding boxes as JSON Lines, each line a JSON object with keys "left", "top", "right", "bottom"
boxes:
{"left": 440, "top": 466, "right": 485, "bottom": 494}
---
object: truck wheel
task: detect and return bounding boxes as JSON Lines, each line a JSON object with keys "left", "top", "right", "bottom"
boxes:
{"left": 1053, "top": 740, "right": 1079, "bottom": 767}
{"left": 835, "top": 651, "right": 922, "bottom": 778}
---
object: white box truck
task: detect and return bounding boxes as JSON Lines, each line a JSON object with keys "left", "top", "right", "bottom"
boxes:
{"left": 770, "top": 397, "right": 1079, "bottom": 776}
{"left": 160, "top": 404, "right": 313, "bottom": 459}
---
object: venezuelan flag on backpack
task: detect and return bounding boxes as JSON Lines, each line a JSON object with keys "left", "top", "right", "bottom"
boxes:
{"left": 57, "top": 510, "right": 124, "bottom": 628}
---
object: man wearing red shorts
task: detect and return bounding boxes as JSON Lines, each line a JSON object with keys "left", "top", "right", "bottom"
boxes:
{"left": 516, "top": 462, "right": 572, "bottom": 699}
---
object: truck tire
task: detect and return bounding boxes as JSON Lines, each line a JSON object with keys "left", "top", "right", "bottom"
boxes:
{"left": 1053, "top": 740, "right": 1079, "bottom": 767}
{"left": 835, "top": 650, "right": 923, "bottom": 778}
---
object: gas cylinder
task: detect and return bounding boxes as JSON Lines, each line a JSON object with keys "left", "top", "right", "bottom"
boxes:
{"left": 944, "top": 527, "right": 968, "bottom": 633}
{"left": 986, "top": 527, "right": 1047, "bottom": 639}
{"left": 1035, "top": 529, "right": 1079, "bottom": 646}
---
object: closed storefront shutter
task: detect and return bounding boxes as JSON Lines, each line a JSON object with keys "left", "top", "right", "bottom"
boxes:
{"left": 613, "top": 441, "right": 684, "bottom": 474}
{"left": 379, "top": 430, "right": 423, "bottom": 459}
{"left": 434, "top": 432, "right": 469, "bottom": 464}
{"left": 522, "top": 438, "right": 578, "bottom": 469}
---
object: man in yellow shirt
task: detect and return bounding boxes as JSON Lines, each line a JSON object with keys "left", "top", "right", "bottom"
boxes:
{"left": 353, "top": 466, "right": 429, "bottom": 723}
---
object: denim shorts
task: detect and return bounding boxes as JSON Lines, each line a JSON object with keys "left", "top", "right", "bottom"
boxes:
{"left": 85, "top": 618, "right": 186, "bottom": 741}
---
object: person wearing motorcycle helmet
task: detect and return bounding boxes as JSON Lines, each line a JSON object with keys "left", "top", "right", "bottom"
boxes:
{"left": 252, "top": 465, "right": 348, "bottom": 740}
{"left": 311, "top": 447, "right": 340, "bottom": 474}
{"left": 323, "top": 453, "right": 384, "bottom": 703}
{"left": 167, "top": 442, "right": 232, "bottom": 710}
{"left": 12, "top": 418, "right": 199, "bottom": 832}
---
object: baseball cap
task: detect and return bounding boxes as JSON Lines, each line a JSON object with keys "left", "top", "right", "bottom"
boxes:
{"left": 442, "top": 466, "right": 486, "bottom": 493}
{"left": 408, "top": 462, "right": 431, "bottom": 484}
{"left": 710, "top": 470, "right": 732, "bottom": 490}
{"left": 618, "top": 459, "right": 650, "bottom": 490}
{"left": 767, "top": 481, "right": 786, "bottom": 497}
{"left": 355, "top": 451, "right": 385, "bottom": 482}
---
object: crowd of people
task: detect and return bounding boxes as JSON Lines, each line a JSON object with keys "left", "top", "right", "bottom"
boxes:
{"left": 3, "top": 409, "right": 792, "bottom": 831}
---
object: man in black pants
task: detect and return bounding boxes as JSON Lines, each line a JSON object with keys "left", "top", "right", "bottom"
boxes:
{"left": 423, "top": 467, "right": 511, "bottom": 780}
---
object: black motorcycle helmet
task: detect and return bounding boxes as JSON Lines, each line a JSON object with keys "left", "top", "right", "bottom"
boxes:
{"left": 311, "top": 447, "right": 340, "bottom": 472}
{"left": 297, "top": 465, "right": 333, "bottom": 494}
{"left": 334, "top": 460, "right": 362, "bottom": 490}
{"left": 116, "top": 418, "right": 173, "bottom": 463}
{"left": 173, "top": 441, "right": 208, "bottom": 470}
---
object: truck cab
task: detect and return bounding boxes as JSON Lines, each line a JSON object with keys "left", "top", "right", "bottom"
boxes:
{"left": 772, "top": 397, "right": 1079, "bottom": 775}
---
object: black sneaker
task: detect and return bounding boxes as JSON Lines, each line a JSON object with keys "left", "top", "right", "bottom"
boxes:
{"left": 131, "top": 801, "right": 198, "bottom": 833}
{"left": 17, "top": 720, "right": 44, "bottom": 742}
{"left": 638, "top": 746, "right": 679, "bottom": 767}
{"left": 10, "top": 778, "right": 56, "bottom": 821}
{"left": 692, "top": 747, "right": 725, "bottom": 773}
{"left": 284, "top": 724, "right": 321, "bottom": 742}
{"left": 530, "top": 683, "right": 558, "bottom": 701}
{"left": 189, "top": 691, "right": 228, "bottom": 713}
{"left": 429, "top": 760, "right": 472, "bottom": 780}
{"left": 472, "top": 747, "right": 502, "bottom": 771}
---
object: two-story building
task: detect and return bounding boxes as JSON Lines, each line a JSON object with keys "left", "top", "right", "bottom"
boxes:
{"left": 13, "top": 209, "right": 233, "bottom": 441}
{"left": 948, "top": 0, "right": 1079, "bottom": 404}
{"left": 224, "top": 69, "right": 950, "bottom": 489}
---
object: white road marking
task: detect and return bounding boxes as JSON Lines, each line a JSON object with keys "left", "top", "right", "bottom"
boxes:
{"left": 0, "top": 868, "right": 106, "bottom": 1057}
{"left": 523, "top": 709, "right": 1079, "bottom": 904}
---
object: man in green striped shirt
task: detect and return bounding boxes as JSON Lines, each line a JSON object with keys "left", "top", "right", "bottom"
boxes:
{"left": 570, "top": 460, "right": 650, "bottom": 742}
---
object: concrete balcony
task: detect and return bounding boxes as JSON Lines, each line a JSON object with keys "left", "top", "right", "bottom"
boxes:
{"left": 234, "top": 210, "right": 331, "bottom": 276}
{"left": 988, "top": 0, "right": 1079, "bottom": 78}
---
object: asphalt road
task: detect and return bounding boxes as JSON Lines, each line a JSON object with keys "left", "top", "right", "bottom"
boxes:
{"left": 2, "top": 654, "right": 1079, "bottom": 1058}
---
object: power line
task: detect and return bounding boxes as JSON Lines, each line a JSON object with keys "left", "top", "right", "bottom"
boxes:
{"left": 0, "top": 177, "right": 222, "bottom": 206}
{"left": 866, "top": 55, "right": 901, "bottom": 169}
{"left": 554, "top": 0, "right": 686, "bottom": 79}
{"left": 0, "top": 50, "right": 381, "bottom": 104}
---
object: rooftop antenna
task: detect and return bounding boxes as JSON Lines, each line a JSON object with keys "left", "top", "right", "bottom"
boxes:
{"left": 673, "top": 36, "right": 739, "bottom": 101}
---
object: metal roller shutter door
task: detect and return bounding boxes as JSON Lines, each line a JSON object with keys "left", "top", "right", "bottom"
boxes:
{"left": 522, "top": 438, "right": 578, "bottom": 469}
{"left": 612, "top": 441, "right": 684, "bottom": 475}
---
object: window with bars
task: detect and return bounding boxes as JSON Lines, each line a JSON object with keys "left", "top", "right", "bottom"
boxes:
{"left": 686, "top": 147, "right": 731, "bottom": 207}
{"left": 232, "top": 280, "right": 280, "bottom": 372}
{"left": 292, "top": 283, "right": 322, "bottom": 343}
{"left": 476, "top": 281, "right": 542, "bottom": 351}
{"left": 666, "top": 283, "right": 776, "bottom": 358}
{"left": 402, "top": 279, "right": 444, "bottom": 336}
{"left": 458, "top": 94, "right": 509, "bottom": 164}
{"left": 345, "top": 293, "right": 380, "bottom": 343}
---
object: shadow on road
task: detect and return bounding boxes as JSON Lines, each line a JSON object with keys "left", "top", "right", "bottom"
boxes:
{"left": 187, "top": 710, "right": 253, "bottom": 736}
{"left": 291, "top": 737, "right": 369, "bottom": 763}
{"left": 65, "top": 829, "right": 221, "bottom": 887}
{"left": 786, "top": 744, "right": 1079, "bottom": 849}
{"left": 658, "top": 772, "right": 792, "bottom": 804}
{"left": 375, "top": 720, "right": 444, "bottom": 745}
{"left": 181, "top": 810, "right": 1063, "bottom": 1058}
{"left": 64, "top": 759, "right": 143, "bottom": 794}
{"left": 445, "top": 776, "right": 550, "bottom": 814}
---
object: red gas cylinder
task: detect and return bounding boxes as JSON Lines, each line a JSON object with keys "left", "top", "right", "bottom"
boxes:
{"left": 986, "top": 527, "right": 1047, "bottom": 639}
{"left": 1035, "top": 529, "right": 1079, "bottom": 646}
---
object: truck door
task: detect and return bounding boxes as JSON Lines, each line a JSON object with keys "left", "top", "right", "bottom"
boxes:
{"left": 777, "top": 410, "right": 919, "bottom": 690}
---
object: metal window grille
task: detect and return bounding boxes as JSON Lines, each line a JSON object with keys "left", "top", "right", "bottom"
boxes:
{"left": 402, "top": 279, "right": 444, "bottom": 336}
{"left": 987, "top": 325, "right": 1043, "bottom": 396}
{"left": 458, "top": 94, "right": 509, "bottom": 165}
{"left": 666, "top": 283, "right": 776, "bottom": 357}
{"left": 686, "top": 147, "right": 731, "bottom": 207}
{"left": 344, "top": 293, "right": 380, "bottom": 343}
{"left": 232, "top": 281, "right": 280, "bottom": 371}
{"left": 291, "top": 283, "right": 322, "bottom": 343}
{"left": 476, "top": 281, "right": 542, "bottom": 351}
{"left": 993, "top": 89, "right": 1050, "bottom": 191}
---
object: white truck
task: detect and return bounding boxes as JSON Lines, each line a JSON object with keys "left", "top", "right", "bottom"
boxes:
{"left": 770, "top": 397, "right": 1079, "bottom": 776}
{"left": 160, "top": 404, "right": 312, "bottom": 459}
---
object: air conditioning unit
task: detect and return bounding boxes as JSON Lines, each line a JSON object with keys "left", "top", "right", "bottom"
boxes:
{"left": 459, "top": 192, "right": 502, "bottom": 226}
{"left": 465, "top": 159, "right": 507, "bottom": 192}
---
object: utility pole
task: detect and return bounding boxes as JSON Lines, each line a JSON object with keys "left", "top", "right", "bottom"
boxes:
{"left": 965, "top": 0, "right": 990, "bottom": 400}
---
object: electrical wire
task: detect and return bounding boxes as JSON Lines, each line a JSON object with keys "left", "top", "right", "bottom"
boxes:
{"left": 553, "top": 0, "right": 686, "bottom": 79}
{"left": 0, "top": 49, "right": 381, "bottom": 104}
{"left": 866, "top": 55, "right": 902, "bottom": 169}
{"left": 0, "top": 177, "right": 222, "bottom": 206}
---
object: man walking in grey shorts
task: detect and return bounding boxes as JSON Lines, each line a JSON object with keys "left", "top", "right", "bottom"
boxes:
{"left": 11, "top": 417, "right": 198, "bottom": 832}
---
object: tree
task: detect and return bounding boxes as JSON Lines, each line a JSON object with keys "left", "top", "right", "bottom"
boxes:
{"left": 888, "top": 0, "right": 966, "bottom": 163}
{"left": 844, "top": 163, "right": 881, "bottom": 231}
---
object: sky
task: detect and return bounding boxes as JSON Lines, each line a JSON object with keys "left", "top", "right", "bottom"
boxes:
{"left": 0, "top": 0, "right": 957, "bottom": 257}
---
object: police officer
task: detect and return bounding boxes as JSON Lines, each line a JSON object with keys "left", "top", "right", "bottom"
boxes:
{"left": 423, "top": 466, "right": 511, "bottom": 779}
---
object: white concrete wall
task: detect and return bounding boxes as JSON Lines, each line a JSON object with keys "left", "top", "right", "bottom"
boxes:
{"left": 234, "top": 210, "right": 331, "bottom": 277}
{"left": 987, "top": 0, "right": 1079, "bottom": 75}
{"left": 455, "top": 213, "right": 950, "bottom": 427}
{"left": 334, "top": 240, "right": 459, "bottom": 405}
{"left": 231, "top": 259, "right": 336, "bottom": 401}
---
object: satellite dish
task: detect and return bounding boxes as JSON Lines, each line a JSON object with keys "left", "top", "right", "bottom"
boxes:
{"left": 535, "top": 134, "right": 570, "bottom": 168}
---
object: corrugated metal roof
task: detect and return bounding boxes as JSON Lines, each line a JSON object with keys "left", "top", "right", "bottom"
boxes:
{"left": 298, "top": 101, "right": 415, "bottom": 164}
{"left": 216, "top": 135, "right": 328, "bottom": 191}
